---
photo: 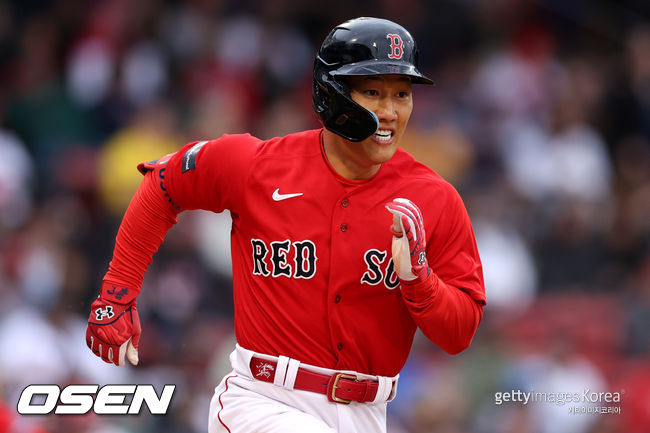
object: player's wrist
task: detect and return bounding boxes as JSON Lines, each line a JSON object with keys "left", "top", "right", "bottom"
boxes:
{"left": 400, "top": 270, "right": 436, "bottom": 305}
{"left": 100, "top": 280, "right": 138, "bottom": 304}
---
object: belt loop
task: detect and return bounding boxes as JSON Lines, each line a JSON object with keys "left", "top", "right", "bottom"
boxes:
{"left": 372, "top": 376, "right": 392, "bottom": 403}
{"left": 283, "top": 358, "right": 300, "bottom": 390}
{"left": 387, "top": 375, "right": 399, "bottom": 402}
{"left": 273, "top": 356, "right": 290, "bottom": 387}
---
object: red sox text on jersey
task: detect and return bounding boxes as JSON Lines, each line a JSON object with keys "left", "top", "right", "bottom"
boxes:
{"left": 251, "top": 237, "right": 398, "bottom": 290}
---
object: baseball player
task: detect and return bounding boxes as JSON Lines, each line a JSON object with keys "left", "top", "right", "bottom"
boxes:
{"left": 86, "top": 17, "right": 486, "bottom": 432}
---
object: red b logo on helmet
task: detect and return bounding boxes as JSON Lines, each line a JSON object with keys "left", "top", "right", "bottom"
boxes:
{"left": 386, "top": 34, "right": 404, "bottom": 59}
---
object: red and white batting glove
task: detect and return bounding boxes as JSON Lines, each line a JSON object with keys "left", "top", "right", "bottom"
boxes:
{"left": 385, "top": 198, "right": 430, "bottom": 282}
{"left": 86, "top": 282, "right": 140, "bottom": 366}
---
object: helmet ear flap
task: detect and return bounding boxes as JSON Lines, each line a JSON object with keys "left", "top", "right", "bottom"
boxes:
{"left": 312, "top": 75, "right": 330, "bottom": 118}
{"left": 313, "top": 57, "right": 378, "bottom": 142}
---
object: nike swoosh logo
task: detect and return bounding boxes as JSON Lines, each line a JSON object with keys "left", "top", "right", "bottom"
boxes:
{"left": 272, "top": 188, "right": 303, "bottom": 201}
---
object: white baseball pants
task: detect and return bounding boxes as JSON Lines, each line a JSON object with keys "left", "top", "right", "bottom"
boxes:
{"left": 208, "top": 344, "right": 399, "bottom": 433}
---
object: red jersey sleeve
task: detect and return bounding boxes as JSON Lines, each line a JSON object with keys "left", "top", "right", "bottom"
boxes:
{"left": 103, "top": 168, "right": 179, "bottom": 301}
{"left": 400, "top": 182, "right": 485, "bottom": 354}
{"left": 162, "top": 134, "right": 260, "bottom": 213}
{"left": 427, "top": 184, "right": 485, "bottom": 305}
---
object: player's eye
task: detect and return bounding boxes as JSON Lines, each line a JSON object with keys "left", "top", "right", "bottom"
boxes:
{"left": 364, "top": 89, "right": 379, "bottom": 97}
{"left": 397, "top": 91, "right": 410, "bottom": 98}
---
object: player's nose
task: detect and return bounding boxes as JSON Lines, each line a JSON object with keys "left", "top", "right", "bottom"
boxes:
{"left": 375, "top": 97, "right": 398, "bottom": 122}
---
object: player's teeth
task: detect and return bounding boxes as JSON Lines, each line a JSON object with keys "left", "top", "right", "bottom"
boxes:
{"left": 374, "top": 130, "right": 392, "bottom": 141}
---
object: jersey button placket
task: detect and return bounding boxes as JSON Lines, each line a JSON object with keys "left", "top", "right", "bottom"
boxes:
{"left": 340, "top": 198, "right": 349, "bottom": 232}
{"left": 331, "top": 196, "right": 349, "bottom": 361}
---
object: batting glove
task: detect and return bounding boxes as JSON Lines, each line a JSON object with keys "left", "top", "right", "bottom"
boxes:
{"left": 86, "top": 282, "right": 140, "bottom": 366}
{"left": 385, "top": 198, "right": 430, "bottom": 282}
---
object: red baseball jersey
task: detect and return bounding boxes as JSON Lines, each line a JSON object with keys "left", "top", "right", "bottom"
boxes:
{"left": 106, "top": 128, "right": 485, "bottom": 377}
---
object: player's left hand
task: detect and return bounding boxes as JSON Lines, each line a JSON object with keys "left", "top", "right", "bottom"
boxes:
{"left": 86, "top": 296, "right": 140, "bottom": 367}
{"left": 385, "top": 198, "right": 430, "bottom": 282}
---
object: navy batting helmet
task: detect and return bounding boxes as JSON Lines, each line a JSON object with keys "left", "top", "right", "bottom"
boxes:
{"left": 313, "top": 17, "right": 433, "bottom": 142}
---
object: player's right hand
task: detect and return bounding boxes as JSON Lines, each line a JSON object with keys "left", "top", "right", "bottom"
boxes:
{"left": 86, "top": 289, "right": 140, "bottom": 367}
{"left": 385, "top": 198, "right": 430, "bottom": 283}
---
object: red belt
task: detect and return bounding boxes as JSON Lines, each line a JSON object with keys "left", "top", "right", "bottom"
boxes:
{"left": 250, "top": 356, "right": 380, "bottom": 404}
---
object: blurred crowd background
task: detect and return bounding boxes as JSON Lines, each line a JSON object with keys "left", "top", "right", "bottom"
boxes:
{"left": 0, "top": 0, "right": 649, "bottom": 432}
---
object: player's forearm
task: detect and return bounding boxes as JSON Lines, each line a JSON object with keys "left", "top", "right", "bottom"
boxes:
{"left": 401, "top": 272, "right": 483, "bottom": 354}
{"left": 103, "top": 170, "right": 179, "bottom": 300}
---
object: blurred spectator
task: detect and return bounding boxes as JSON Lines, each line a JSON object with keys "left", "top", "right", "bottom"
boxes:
{"left": 97, "top": 102, "right": 179, "bottom": 214}
{"left": 606, "top": 136, "right": 650, "bottom": 283}
{"left": 66, "top": 37, "right": 115, "bottom": 108}
{"left": 389, "top": 335, "right": 472, "bottom": 433}
{"left": 185, "top": 88, "right": 250, "bottom": 140}
{"left": 526, "top": 343, "right": 607, "bottom": 433}
{"left": 194, "top": 210, "right": 233, "bottom": 278}
{"left": 120, "top": 41, "right": 168, "bottom": 107}
{"left": 471, "top": 23, "right": 565, "bottom": 127}
{"left": 603, "top": 25, "right": 650, "bottom": 147}
{"left": 255, "top": 88, "right": 314, "bottom": 139}
{"left": 624, "top": 252, "right": 650, "bottom": 357}
{"left": 4, "top": 11, "right": 98, "bottom": 179}
{"left": 400, "top": 120, "right": 476, "bottom": 184}
{"left": 497, "top": 89, "right": 612, "bottom": 208}
{"left": 474, "top": 216, "right": 537, "bottom": 313}
{"left": 0, "top": 128, "right": 34, "bottom": 229}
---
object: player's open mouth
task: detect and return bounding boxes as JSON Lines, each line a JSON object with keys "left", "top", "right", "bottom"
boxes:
{"left": 373, "top": 129, "right": 393, "bottom": 143}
